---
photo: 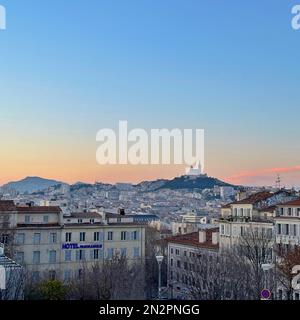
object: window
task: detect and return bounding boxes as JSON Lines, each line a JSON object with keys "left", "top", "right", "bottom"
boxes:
{"left": 93, "top": 249, "right": 99, "bottom": 260}
{"left": 33, "top": 251, "right": 40, "bottom": 264}
{"left": 107, "top": 248, "right": 114, "bottom": 258}
{"left": 240, "top": 226, "right": 244, "bottom": 236}
{"left": 79, "top": 232, "right": 86, "bottom": 242}
{"left": 49, "top": 250, "right": 57, "bottom": 264}
{"left": 267, "top": 228, "right": 273, "bottom": 238}
{"left": 49, "top": 233, "right": 57, "bottom": 244}
{"left": 170, "top": 248, "right": 174, "bottom": 254}
{"left": 33, "top": 233, "right": 41, "bottom": 245}
{"left": 288, "top": 208, "right": 292, "bottom": 216}
{"left": 278, "top": 289, "right": 283, "bottom": 300}
{"left": 25, "top": 215, "right": 30, "bottom": 223}
{"left": 43, "top": 215, "right": 49, "bottom": 223}
{"left": 0, "top": 234, "right": 9, "bottom": 244}
{"left": 221, "top": 224, "right": 225, "bottom": 235}
{"left": 293, "top": 224, "right": 297, "bottom": 237}
{"left": 184, "top": 261, "right": 188, "bottom": 270}
{"left": 295, "top": 293, "right": 300, "bottom": 301}
{"left": 16, "top": 252, "right": 24, "bottom": 264}
{"left": 297, "top": 208, "right": 300, "bottom": 217}
{"left": 49, "top": 270, "right": 56, "bottom": 280}
{"left": 170, "top": 258, "right": 173, "bottom": 267}
{"left": 177, "top": 260, "right": 181, "bottom": 268}
{"left": 65, "top": 232, "right": 72, "bottom": 242}
{"left": 107, "top": 231, "right": 113, "bottom": 241}
{"left": 121, "top": 231, "right": 127, "bottom": 241}
{"left": 277, "top": 224, "right": 282, "bottom": 235}
{"left": 285, "top": 224, "right": 290, "bottom": 236}
{"left": 120, "top": 248, "right": 127, "bottom": 257}
{"left": 32, "top": 271, "right": 40, "bottom": 283}
{"left": 90, "top": 219, "right": 95, "bottom": 223}
{"left": 184, "top": 251, "right": 187, "bottom": 257}
{"left": 133, "top": 247, "right": 140, "bottom": 258}
{"left": 94, "top": 232, "right": 100, "bottom": 241}
{"left": 65, "top": 250, "right": 72, "bottom": 262}
{"left": 175, "top": 249, "right": 180, "bottom": 255}
{"left": 76, "top": 250, "right": 85, "bottom": 261}
{"left": 16, "top": 233, "right": 25, "bottom": 245}
{"left": 78, "top": 219, "right": 83, "bottom": 223}
{"left": 132, "top": 231, "right": 139, "bottom": 240}
{"left": 64, "top": 270, "right": 72, "bottom": 282}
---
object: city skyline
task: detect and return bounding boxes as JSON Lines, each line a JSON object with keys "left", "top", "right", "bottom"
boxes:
{"left": 1, "top": 0, "right": 300, "bottom": 187}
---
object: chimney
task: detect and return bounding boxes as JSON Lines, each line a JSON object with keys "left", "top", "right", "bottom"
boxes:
{"left": 199, "top": 230, "right": 206, "bottom": 243}
{"left": 212, "top": 232, "right": 219, "bottom": 245}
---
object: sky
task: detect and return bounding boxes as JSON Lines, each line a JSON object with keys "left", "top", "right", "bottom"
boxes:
{"left": 0, "top": 0, "right": 300, "bottom": 187}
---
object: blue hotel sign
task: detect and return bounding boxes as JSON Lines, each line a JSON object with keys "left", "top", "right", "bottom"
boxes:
{"left": 62, "top": 243, "right": 103, "bottom": 250}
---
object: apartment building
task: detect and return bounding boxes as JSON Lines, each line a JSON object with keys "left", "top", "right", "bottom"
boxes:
{"left": 0, "top": 201, "right": 146, "bottom": 283}
{"left": 166, "top": 227, "right": 219, "bottom": 299}
{"left": 274, "top": 199, "right": 300, "bottom": 247}
{"left": 273, "top": 198, "right": 300, "bottom": 300}
{"left": 219, "top": 190, "right": 296, "bottom": 250}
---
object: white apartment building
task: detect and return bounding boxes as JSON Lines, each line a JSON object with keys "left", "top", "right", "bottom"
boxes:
{"left": 274, "top": 198, "right": 300, "bottom": 300}
{"left": 0, "top": 201, "right": 146, "bottom": 283}
{"left": 274, "top": 199, "right": 300, "bottom": 247}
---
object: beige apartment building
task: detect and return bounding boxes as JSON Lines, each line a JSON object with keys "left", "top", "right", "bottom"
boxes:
{"left": 219, "top": 190, "right": 297, "bottom": 250}
{"left": 166, "top": 227, "right": 219, "bottom": 299}
{"left": 0, "top": 201, "right": 146, "bottom": 282}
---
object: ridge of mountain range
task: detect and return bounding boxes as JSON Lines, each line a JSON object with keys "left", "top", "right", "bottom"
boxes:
{"left": 0, "top": 175, "right": 236, "bottom": 194}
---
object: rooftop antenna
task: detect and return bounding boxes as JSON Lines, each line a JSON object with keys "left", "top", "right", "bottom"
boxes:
{"left": 275, "top": 174, "right": 281, "bottom": 189}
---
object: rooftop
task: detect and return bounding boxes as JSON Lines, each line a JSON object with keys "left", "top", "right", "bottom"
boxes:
{"left": 231, "top": 192, "right": 272, "bottom": 205}
{"left": 166, "top": 228, "right": 219, "bottom": 250}
{"left": 68, "top": 212, "right": 102, "bottom": 219}
{"left": 278, "top": 198, "right": 300, "bottom": 206}
{"left": 17, "top": 206, "right": 62, "bottom": 213}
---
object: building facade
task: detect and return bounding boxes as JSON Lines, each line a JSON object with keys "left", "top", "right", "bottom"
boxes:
{"left": 166, "top": 228, "right": 219, "bottom": 299}
{"left": 0, "top": 201, "right": 146, "bottom": 283}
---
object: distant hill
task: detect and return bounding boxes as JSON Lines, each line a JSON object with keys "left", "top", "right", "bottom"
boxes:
{"left": 2, "top": 177, "right": 62, "bottom": 194}
{"left": 137, "top": 175, "right": 235, "bottom": 191}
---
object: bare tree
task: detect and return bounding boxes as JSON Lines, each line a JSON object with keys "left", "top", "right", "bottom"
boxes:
{"left": 275, "top": 244, "right": 300, "bottom": 300}
{"left": 187, "top": 250, "right": 254, "bottom": 300}
{"left": 235, "top": 226, "right": 274, "bottom": 299}
{"left": 69, "top": 256, "right": 145, "bottom": 300}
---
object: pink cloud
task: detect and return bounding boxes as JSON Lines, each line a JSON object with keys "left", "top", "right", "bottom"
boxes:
{"left": 226, "top": 165, "right": 300, "bottom": 185}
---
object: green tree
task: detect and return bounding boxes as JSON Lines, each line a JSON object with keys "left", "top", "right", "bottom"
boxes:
{"left": 39, "top": 280, "right": 68, "bottom": 300}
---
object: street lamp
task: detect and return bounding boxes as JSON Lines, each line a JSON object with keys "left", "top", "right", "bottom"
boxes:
{"left": 261, "top": 263, "right": 274, "bottom": 300}
{"left": 156, "top": 255, "right": 164, "bottom": 300}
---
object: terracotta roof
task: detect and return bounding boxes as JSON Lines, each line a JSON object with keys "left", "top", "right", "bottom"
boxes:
{"left": 0, "top": 200, "right": 17, "bottom": 212}
{"left": 259, "top": 205, "right": 276, "bottom": 213}
{"left": 166, "top": 229, "right": 219, "bottom": 250}
{"left": 278, "top": 198, "right": 300, "bottom": 206}
{"left": 231, "top": 192, "right": 272, "bottom": 205}
{"left": 221, "top": 203, "right": 232, "bottom": 209}
{"left": 17, "top": 206, "right": 61, "bottom": 213}
{"left": 69, "top": 212, "right": 102, "bottom": 219}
